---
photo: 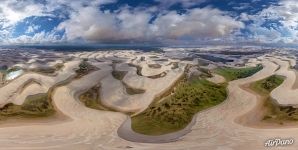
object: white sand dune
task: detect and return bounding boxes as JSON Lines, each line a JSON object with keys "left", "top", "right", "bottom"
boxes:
{"left": 0, "top": 61, "right": 80, "bottom": 106}
{"left": 0, "top": 51, "right": 298, "bottom": 150}
{"left": 270, "top": 57, "right": 298, "bottom": 106}
{"left": 100, "top": 59, "right": 185, "bottom": 113}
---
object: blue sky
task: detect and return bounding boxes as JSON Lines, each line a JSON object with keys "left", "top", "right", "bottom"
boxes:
{"left": 0, "top": 0, "right": 297, "bottom": 45}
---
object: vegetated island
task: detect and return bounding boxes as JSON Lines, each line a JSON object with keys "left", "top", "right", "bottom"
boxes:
{"left": 215, "top": 64, "right": 263, "bottom": 81}
{"left": 131, "top": 65, "right": 263, "bottom": 135}
{"left": 0, "top": 93, "right": 54, "bottom": 120}
{"left": 249, "top": 75, "right": 298, "bottom": 124}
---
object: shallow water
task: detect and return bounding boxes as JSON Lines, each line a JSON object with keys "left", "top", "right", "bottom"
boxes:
{"left": 196, "top": 54, "right": 234, "bottom": 63}
{"left": 5, "top": 70, "right": 24, "bottom": 81}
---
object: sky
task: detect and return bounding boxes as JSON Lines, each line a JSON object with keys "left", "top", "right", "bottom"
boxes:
{"left": 0, "top": 0, "right": 297, "bottom": 46}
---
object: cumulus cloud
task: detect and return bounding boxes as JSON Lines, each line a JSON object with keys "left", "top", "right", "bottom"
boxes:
{"left": 26, "top": 25, "right": 41, "bottom": 34}
{"left": 5, "top": 29, "right": 65, "bottom": 44}
{"left": 0, "top": 0, "right": 45, "bottom": 27}
{"left": 5, "top": 0, "right": 298, "bottom": 45}
{"left": 0, "top": 0, "right": 116, "bottom": 44}
{"left": 0, "top": 0, "right": 246, "bottom": 44}
{"left": 58, "top": 6, "right": 244, "bottom": 43}
{"left": 243, "top": 0, "right": 298, "bottom": 44}
{"left": 58, "top": 6, "right": 153, "bottom": 42}
{"left": 0, "top": 0, "right": 116, "bottom": 26}
{"left": 153, "top": 8, "right": 244, "bottom": 39}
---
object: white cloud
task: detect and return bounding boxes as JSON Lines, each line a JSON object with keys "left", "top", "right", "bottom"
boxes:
{"left": 0, "top": 0, "right": 245, "bottom": 44}
{"left": 58, "top": 6, "right": 244, "bottom": 43}
{"left": 26, "top": 25, "right": 41, "bottom": 34}
{"left": 243, "top": 0, "right": 298, "bottom": 44}
{"left": 153, "top": 8, "right": 244, "bottom": 39}
{"left": 0, "top": 0, "right": 45, "bottom": 27}
{"left": 0, "top": 0, "right": 116, "bottom": 44}
{"left": 4, "top": 0, "right": 296, "bottom": 45}
{"left": 0, "top": 0, "right": 116, "bottom": 27}
{"left": 5, "top": 29, "right": 65, "bottom": 44}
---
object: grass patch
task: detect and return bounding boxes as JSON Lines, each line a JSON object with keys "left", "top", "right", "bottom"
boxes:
{"left": 122, "top": 82, "right": 145, "bottom": 95}
{"left": 140, "top": 56, "right": 145, "bottom": 61}
{"left": 79, "top": 84, "right": 136, "bottom": 114}
{"left": 147, "top": 72, "right": 167, "bottom": 79}
{"left": 148, "top": 64, "right": 161, "bottom": 69}
{"left": 31, "top": 68, "right": 56, "bottom": 74}
{"left": 197, "top": 67, "right": 213, "bottom": 78}
{"left": 250, "top": 75, "right": 284, "bottom": 96}
{"left": 54, "top": 63, "right": 64, "bottom": 70}
{"left": 215, "top": 64, "right": 263, "bottom": 81}
{"left": 75, "top": 60, "right": 98, "bottom": 78}
{"left": 149, "top": 56, "right": 159, "bottom": 59}
{"left": 31, "top": 63, "right": 64, "bottom": 74}
{"left": 131, "top": 78, "right": 227, "bottom": 135}
{"left": 262, "top": 98, "right": 298, "bottom": 122}
{"left": 171, "top": 62, "right": 179, "bottom": 69}
{"left": 79, "top": 84, "right": 109, "bottom": 110}
{"left": 112, "top": 70, "right": 127, "bottom": 80}
{"left": 248, "top": 75, "right": 298, "bottom": 122}
{"left": 0, "top": 93, "right": 55, "bottom": 119}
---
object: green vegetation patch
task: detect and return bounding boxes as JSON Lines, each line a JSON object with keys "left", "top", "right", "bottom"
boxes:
{"left": 263, "top": 98, "right": 298, "bottom": 122}
{"left": 148, "top": 64, "right": 161, "bottom": 69}
{"left": 54, "top": 63, "right": 64, "bottom": 70}
{"left": 0, "top": 93, "right": 55, "bottom": 119}
{"left": 6, "top": 67, "right": 21, "bottom": 74}
{"left": 147, "top": 72, "right": 167, "bottom": 79}
{"left": 149, "top": 56, "right": 159, "bottom": 59}
{"left": 123, "top": 82, "right": 145, "bottom": 95}
{"left": 2, "top": 67, "right": 23, "bottom": 80}
{"left": 250, "top": 75, "right": 284, "bottom": 95}
{"left": 112, "top": 70, "right": 127, "bottom": 80}
{"left": 132, "top": 79, "right": 227, "bottom": 135}
{"left": 197, "top": 67, "right": 213, "bottom": 78}
{"left": 75, "top": 60, "right": 98, "bottom": 78}
{"left": 248, "top": 75, "right": 298, "bottom": 123}
{"left": 171, "top": 62, "right": 179, "bottom": 69}
{"left": 79, "top": 84, "right": 109, "bottom": 110}
{"left": 31, "top": 63, "right": 64, "bottom": 74}
{"left": 31, "top": 68, "right": 56, "bottom": 74}
{"left": 215, "top": 64, "right": 263, "bottom": 81}
{"left": 79, "top": 84, "right": 135, "bottom": 115}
